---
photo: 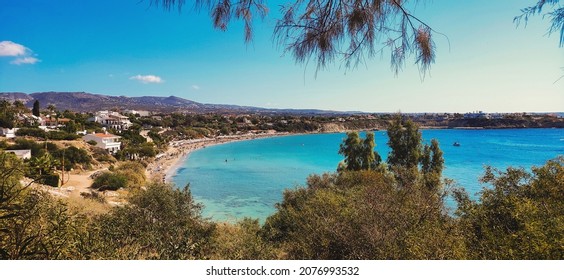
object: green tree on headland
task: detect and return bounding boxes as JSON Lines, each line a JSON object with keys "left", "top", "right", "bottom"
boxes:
{"left": 338, "top": 131, "right": 381, "bottom": 171}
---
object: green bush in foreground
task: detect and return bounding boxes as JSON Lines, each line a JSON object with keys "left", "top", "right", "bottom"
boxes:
{"left": 454, "top": 156, "right": 564, "bottom": 259}
{"left": 86, "top": 183, "right": 215, "bottom": 259}
{"left": 262, "top": 170, "right": 465, "bottom": 259}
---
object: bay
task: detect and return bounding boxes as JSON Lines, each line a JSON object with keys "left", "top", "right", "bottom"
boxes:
{"left": 172, "top": 128, "right": 564, "bottom": 222}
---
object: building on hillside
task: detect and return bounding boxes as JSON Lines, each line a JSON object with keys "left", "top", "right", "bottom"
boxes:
{"left": 42, "top": 116, "right": 71, "bottom": 128}
{"left": 0, "top": 127, "right": 17, "bottom": 138}
{"left": 123, "top": 109, "right": 150, "bottom": 117}
{"left": 82, "top": 132, "right": 122, "bottom": 153}
{"left": 89, "top": 111, "right": 132, "bottom": 131}
{"left": 464, "top": 111, "right": 491, "bottom": 119}
{"left": 4, "top": 149, "right": 32, "bottom": 160}
{"left": 17, "top": 114, "right": 42, "bottom": 127}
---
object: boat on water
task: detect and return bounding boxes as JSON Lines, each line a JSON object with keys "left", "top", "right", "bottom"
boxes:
{"left": 453, "top": 142, "right": 461, "bottom": 147}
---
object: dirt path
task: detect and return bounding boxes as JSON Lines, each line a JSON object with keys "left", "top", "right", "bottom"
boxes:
{"left": 63, "top": 167, "right": 107, "bottom": 198}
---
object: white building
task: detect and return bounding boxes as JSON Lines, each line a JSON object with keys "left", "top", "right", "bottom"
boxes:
{"left": 83, "top": 132, "right": 122, "bottom": 153}
{"left": 464, "top": 111, "right": 491, "bottom": 119}
{"left": 89, "top": 111, "right": 132, "bottom": 131}
{"left": 4, "top": 149, "right": 32, "bottom": 160}
{"left": 0, "top": 127, "right": 17, "bottom": 138}
{"left": 123, "top": 109, "right": 150, "bottom": 117}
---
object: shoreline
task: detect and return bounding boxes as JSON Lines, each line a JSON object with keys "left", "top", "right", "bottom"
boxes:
{"left": 148, "top": 126, "right": 564, "bottom": 185}
{"left": 146, "top": 132, "right": 295, "bottom": 184}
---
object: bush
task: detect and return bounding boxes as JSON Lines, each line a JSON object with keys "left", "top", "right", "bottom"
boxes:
{"left": 80, "top": 191, "right": 107, "bottom": 203}
{"left": 262, "top": 171, "right": 464, "bottom": 259}
{"left": 212, "top": 218, "right": 279, "bottom": 259}
{"left": 0, "top": 140, "right": 9, "bottom": 149}
{"left": 52, "top": 146, "right": 92, "bottom": 170}
{"left": 46, "top": 131, "right": 80, "bottom": 141}
{"left": 39, "top": 173, "right": 60, "bottom": 188}
{"left": 454, "top": 157, "right": 564, "bottom": 259}
{"left": 87, "top": 140, "right": 98, "bottom": 146}
{"left": 91, "top": 147, "right": 115, "bottom": 163}
{"left": 90, "top": 183, "right": 216, "bottom": 259}
{"left": 90, "top": 172, "right": 128, "bottom": 191}
{"left": 15, "top": 127, "right": 46, "bottom": 138}
{"left": 114, "top": 162, "right": 147, "bottom": 188}
{"left": 11, "top": 139, "right": 44, "bottom": 157}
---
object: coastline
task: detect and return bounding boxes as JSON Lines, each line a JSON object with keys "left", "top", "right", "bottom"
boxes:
{"left": 148, "top": 126, "right": 564, "bottom": 186}
{"left": 146, "top": 131, "right": 294, "bottom": 184}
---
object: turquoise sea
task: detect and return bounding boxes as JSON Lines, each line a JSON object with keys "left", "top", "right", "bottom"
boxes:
{"left": 172, "top": 129, "right": 564, "bottom": 222}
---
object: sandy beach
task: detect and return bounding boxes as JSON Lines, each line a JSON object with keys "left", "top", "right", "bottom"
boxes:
{"left": 146, "top": 131, "right": 292, "bottom": 184}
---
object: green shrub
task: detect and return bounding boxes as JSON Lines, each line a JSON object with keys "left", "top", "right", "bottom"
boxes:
{"left": 0, "top": 140, "right": 8, "bottom": 149}
{"left": 46, "top": 131, "right": 80, "bottom": 140}
{"left": 90, "top": 172, "right": 127, "bottom": 191}
{"left": 114, "top": 162, "right": 146, "bottom": 188}
{"left": 80, "top": 191, "right": 107, "bottom": 203}
{"left": 52, "top": 146, "right": 92, "bottom": 170}
{"left": 90, "top": 183, "right": 215, "bottom": 259}
{"left": 40, "top": 173, "right": 60, "bottom": 188}
{"left": 15, "top": 127, "right": 46, "bottom": 138}
{"left": 91, "top": 147, "right": 115, "bottom": 163}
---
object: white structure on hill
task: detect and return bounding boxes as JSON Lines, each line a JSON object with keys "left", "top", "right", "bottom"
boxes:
{"left": 82, "top": 132, "right": 122, "bottom": 153}
{"left": 4, "top": 149, "right": 32, "bottom": 160}
{"left": 123, "top": 109, "right": 150, "bottom": 117}
{"left": 0, "top": 128, "right": 17, "bottom": 138}
{"left": 89, "top": 111, "right": 132, "bottom": 131}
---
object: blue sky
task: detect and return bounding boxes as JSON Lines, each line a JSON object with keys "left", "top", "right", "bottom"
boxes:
{"left": 0, "top": 0, "right": 562, "bottom": 112}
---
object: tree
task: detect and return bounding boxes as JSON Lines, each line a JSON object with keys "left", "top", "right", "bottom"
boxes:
{"left": 515, "top": 0, "right": 564, "bottom": 47}
{"left": 420, "top": 138, "right": 444, "bottom": 191}
{"left": 46, "top": 104, "right": 56, "bottom": 114}
{"left": 12, "top": 101, "right": 28, "bottom": 115}
{"left": 62, "top": 120, "right": 79, "bottom": 134}
{"left": 29, "top": 152, "right": 58, "bottom": 177}
{"left": 147, "top": 0, "right": 437, "bottom": 74}
{"left": 420, "top": 139, "right": 443, "bottom": 175}
{"left": 0, "top": 100, "right": 16, "bottom": 128}
{"left": 454, "top": 157, "right": 564, "bottom": 259}
{"left": 338, "top": 131, "right": 381, "bottom": 171}
{"left": 1, "top": 152, "right": 79, "bottom": 259}
{"left": 386, "top": 115, "right": 422, "bottom": 169}
{"left": 32, "top": 100, "right": 40, "bottom": 117}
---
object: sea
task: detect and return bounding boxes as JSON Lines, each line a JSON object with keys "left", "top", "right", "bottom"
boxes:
{"left": 172, "top": 129, "right": 564, "bottom": 222}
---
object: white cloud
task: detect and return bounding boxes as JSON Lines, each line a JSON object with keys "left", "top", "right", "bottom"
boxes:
{"left": 0, "top": 41, "right": 40, "bottom": 65}
{"left": 10, "top": 56, "right": 40, "bottom": 65}
{"left": 129, "top": 74, "right": 164, "bottom": 84}
{"left": 192, "top": 85, "right": 200, "bottom": 90}
{"left": 0, "top": 41, "right": 27, "bottom": 56}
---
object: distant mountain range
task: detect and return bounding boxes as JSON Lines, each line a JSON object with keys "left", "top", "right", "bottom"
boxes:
{"left": 0, "top": 92, "right": 352, "bottom": 115}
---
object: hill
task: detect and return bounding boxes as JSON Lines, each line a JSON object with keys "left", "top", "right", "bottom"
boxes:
{"left": 0, "top": 91, "right": 345, "bottom": 115}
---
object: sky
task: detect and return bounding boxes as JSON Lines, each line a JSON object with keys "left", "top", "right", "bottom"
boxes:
{"left": 0, "top": 0, "right": 562, "bottom": 113}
